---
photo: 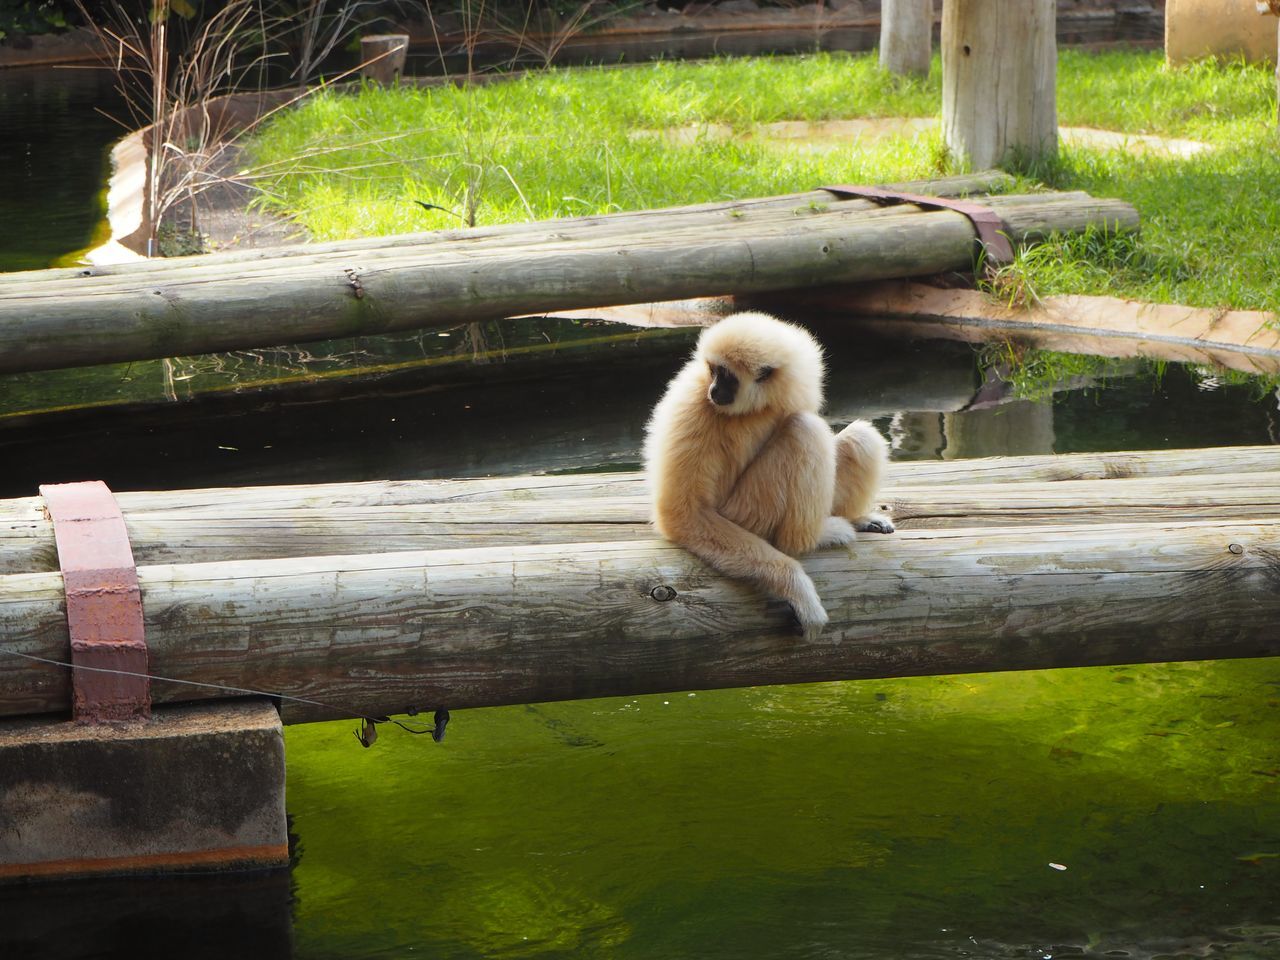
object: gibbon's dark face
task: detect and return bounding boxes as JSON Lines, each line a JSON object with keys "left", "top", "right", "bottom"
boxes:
{"left": 708, "top": 362, "right": 739, "bottom": 406}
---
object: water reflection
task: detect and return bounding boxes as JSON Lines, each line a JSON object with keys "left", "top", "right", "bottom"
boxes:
{"left": 0, "top": 66, "right": 125, "bottom": 273}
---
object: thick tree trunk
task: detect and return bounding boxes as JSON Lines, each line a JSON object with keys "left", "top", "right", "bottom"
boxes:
{"left": 942, "top": 0, "right": 1057, "bottom": 169}
{"left": 879, "top": 0, "right": 934, "bottom": 76}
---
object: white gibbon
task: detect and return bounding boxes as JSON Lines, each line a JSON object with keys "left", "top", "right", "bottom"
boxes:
{"left": 643, "top": 311, "right": 893, "bottom": 639}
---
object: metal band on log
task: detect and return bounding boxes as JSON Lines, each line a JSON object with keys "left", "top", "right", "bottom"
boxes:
{"left": 821, "top": 185, "right": 1016, "bottom": 264}
{"left": 39, "top": 482, "right": 150, "bottom": 723}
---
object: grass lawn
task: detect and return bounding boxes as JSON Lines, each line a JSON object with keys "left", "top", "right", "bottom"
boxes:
{"left": 246, "top": 49, "right": 1280, "bottom": 313}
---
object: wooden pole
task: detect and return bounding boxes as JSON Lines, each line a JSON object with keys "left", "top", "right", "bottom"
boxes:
{"left": 360, "top": 34, "right": 408, "bottom": 86}
{"left": 880, "top": 0, "right": 934, "bottom": 76}
{"left": 3, "top": 518, "right": 1279, "bottom": 723}
{"left": 0, "top": 190, "right": 1135, "bottom": 376}
{"left": 941, "top": 0, "right": 1057, "bottom": 169}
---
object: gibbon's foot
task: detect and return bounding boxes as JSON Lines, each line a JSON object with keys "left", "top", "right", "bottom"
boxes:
{"left": 816, "top": 515, "right": 858, "bottom": 548}
{"left": 855, "top": 513, "right": 896, "bottom": 535}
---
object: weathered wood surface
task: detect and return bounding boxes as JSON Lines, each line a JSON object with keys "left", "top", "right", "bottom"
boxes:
{"left": 360, "top": 34, "right": 408, "bottom": 85}
{"left": 792, "top": 282, "right": 1280, "bottom": 376}
{"left": 0, "top": 179, "right": 1137, "bottom": 376}
{"left": 880, "top": 0, "right": 934, "bottom": 75}
{"left": 3, "top": 518, "right": 1279, "bottom": 723}
{"left": 942, "top": 0, "right": 1057, "bottom": 168}
{"left": 6, "top": 470, "right": 1280, "bottom": 573}
{"left": 10, "top": 172, "right": 1015, "bottom": 285}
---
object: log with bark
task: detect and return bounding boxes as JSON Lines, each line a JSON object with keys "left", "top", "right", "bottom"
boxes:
{"left": 0, "top": 173, "right": 1137, "bottom": 375}
{"left": 3, "top": 445, "right": 1279, "bottom": 723}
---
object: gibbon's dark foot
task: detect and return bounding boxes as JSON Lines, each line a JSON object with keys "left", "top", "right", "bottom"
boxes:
{"left": 855, "top": 515, "right": 896, "bottom": 535}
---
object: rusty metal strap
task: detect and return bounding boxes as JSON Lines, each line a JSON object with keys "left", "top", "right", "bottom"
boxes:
{"left": 40, "top": 481, "right": 150, "bottom": 723}
{"left": 821, "top": 185, "right": 1015, "bottom": 265}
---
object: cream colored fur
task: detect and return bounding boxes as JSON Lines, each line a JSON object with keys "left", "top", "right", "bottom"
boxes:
{"left": 643, "top": 311, "right": 892, "bottom": 639}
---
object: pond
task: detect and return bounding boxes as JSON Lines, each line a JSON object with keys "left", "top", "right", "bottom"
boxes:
{"left": 1, "top": 52, "right": 1278, "bottom": 960}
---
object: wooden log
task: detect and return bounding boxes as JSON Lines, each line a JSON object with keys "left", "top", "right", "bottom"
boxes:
{"left": 6, "top": 443, "right": 1280, "bottom": 572}
{"left": 942, "top": 0, "right": 1057, "bottom": 168}
{"left": 360, "top": 34, "right": 408, "bottom": 85}
{"left": 3, "top": 518, "right": 1279, "bottom": 723}
{"left": 6, "top": 473, "right": 1280, "bottom": 573}
{"left": 880, "top": 0, "right": 934, "bottom": 76}
{"left": 7, "top": 172, "right": 1016, "bottom": 285}
{"left": 0, "top": 189, "right": 1136, "bottom": 376}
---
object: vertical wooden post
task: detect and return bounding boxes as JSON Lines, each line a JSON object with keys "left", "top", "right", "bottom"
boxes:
{"left": 360, "top": 34, "right": 409, "bottom": 86}
{"left": 880, "top": 0, "right": 934, "bottom": 76}
{"left": 941, "top": 0, "right": 1057, "bottom": 170}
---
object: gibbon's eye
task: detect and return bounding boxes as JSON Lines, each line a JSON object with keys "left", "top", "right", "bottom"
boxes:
{"left": 756, "top": 365, "right": 775, "bottom": 383}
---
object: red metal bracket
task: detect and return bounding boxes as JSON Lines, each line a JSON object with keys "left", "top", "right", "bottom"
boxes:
{"left": 821, "top": 185, "right": 1016, "bottom": 265}
{"left": 40, "top": 481, "right": 150, "bottom": 723}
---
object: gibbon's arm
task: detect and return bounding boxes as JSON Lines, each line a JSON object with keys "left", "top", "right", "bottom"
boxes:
{"left": 664, "top": 502, "right": 830, "bottom": 638}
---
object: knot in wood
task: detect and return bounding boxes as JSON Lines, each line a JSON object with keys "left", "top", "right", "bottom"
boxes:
{"left": 1228, "top": 543, "right": 1245, "bottom": 555}
{"left": 649, "top": 584, "right": 678, "bottom": 602}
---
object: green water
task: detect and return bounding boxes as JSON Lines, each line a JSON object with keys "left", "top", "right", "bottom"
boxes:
{"left": 283, "top": 661, "right": 1280, "bottom": 959}
{"left": 0, "top": 66, "right": 123, "bottom": 272}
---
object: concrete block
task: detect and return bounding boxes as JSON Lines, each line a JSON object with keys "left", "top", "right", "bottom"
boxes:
{"left": 0, "top": 698, "right": 288, "bottom": 883}
{"left": 1166, "top": 0, "right": 1278, "bottom": 65}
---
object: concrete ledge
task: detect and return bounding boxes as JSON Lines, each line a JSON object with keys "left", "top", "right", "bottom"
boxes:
{"left": 0, "top": 698, "right": 287, "bottom": 883}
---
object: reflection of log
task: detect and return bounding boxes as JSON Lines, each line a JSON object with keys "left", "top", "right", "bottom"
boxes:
{"left": 0, "top": 176, "right": 1136, "bottom": 375}
{"left": 793, "top": 282, "right": 1280, "bottom": 376}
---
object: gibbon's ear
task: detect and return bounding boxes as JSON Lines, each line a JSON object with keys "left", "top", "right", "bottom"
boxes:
{"left": 756, "top": 365, "right": 775, "bottom": 383}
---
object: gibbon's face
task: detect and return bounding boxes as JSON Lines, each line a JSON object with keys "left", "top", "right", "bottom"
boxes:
{"left": 703, "top": 354, "right": 778, "bottom": 415}
{"left": 694, "top": 312, "right": 825, "bottom": 417}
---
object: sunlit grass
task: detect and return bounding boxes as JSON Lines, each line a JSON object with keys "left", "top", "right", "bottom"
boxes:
{"left": 246, "top": 48, "right": 1280, "bottom": 311}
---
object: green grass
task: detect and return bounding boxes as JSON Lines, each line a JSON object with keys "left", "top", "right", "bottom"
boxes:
{"left": 245, "top": 48, "right": 1280, "bottom": 312}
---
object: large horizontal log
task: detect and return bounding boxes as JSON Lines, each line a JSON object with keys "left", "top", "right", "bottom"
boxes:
{"left": 10, "top": 172, "right": 1017, "bottom": 286}
{"left": 5, "top": 446, "right": 1280, "bottom": 572}
{"left": 2, "top": 519, "right": 1278, "bottom": 723}
{"left": 0, "top": 186, "right": 1137, "bottom": 375}
{"left": 5, "top": 472, "right": 1280, "bottom": 573}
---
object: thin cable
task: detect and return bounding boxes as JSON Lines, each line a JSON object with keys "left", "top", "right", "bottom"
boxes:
{"left": 0, "top": 648, "right": 373, "bottom": 721}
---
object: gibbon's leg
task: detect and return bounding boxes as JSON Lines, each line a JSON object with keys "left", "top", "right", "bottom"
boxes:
{"left": 672, "top": 507, "right": 831, "bottom": 639}
{"left": 720, "top": 412, "right": 853, "bottom": 555}
{"left": 833, "top": 420, "right": 895, "bottom": 534}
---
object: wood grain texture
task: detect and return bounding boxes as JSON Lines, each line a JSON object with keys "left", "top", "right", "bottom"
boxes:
{"left": 3, "top": 519, "right": 1279, "bottom": 723}
{"left": 6, "top": 448, "right": 1280, "bottom": 573}
{"left": 880, "top": 0, "right": 934, "bottom": 76}
{"left": 0, "top": 186, "right": 1135, "bottom": 376}
{"left": 942, "top": 0, "right": 1057, "bottom": 168}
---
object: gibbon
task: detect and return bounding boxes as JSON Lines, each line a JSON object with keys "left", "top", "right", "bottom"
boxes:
{"left": 643, "top": 311, "right": 893, "bottom": 639}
